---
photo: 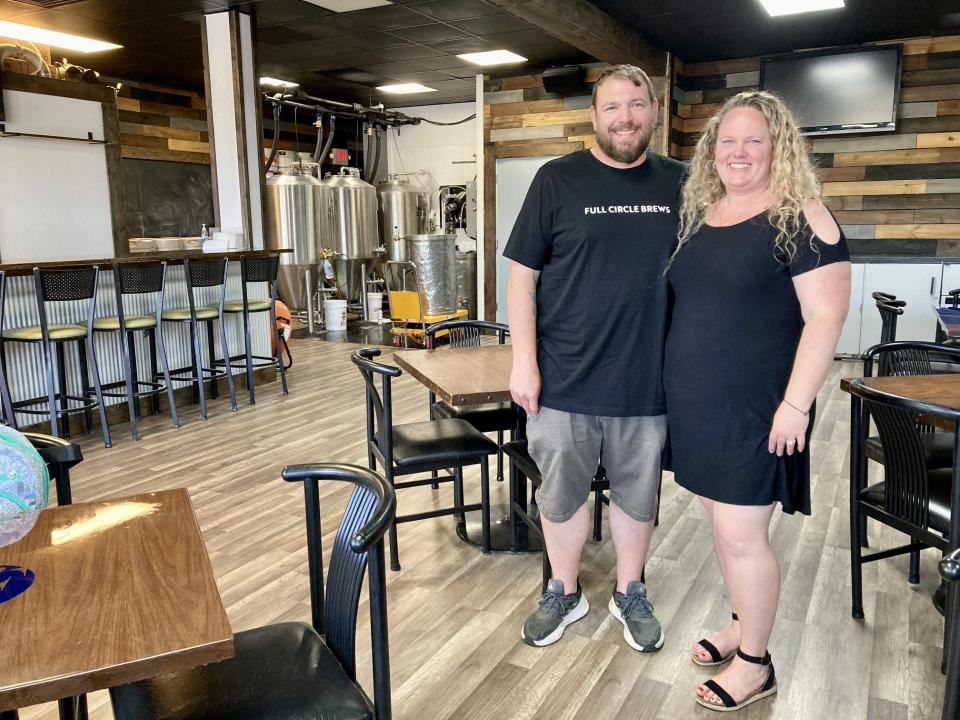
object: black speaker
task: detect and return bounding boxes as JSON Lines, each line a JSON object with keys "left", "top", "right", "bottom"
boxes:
{"left": 542, "top": 65, "right": 585, "bottom": 94}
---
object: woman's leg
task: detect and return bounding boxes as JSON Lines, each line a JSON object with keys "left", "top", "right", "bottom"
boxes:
{"left": 692, "top": 497, "right": 742, "bottom": 663}
{"left": 698, "top": 500, "right": 779, "bottom": 705}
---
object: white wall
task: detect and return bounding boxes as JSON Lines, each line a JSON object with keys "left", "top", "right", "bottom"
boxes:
{"left": 385, "top": 101, "right": 478, "bottom": 187}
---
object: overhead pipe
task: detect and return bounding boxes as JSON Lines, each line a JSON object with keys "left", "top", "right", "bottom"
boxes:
{"left": 0, "top": 44, "right": 50, "bottom": 76}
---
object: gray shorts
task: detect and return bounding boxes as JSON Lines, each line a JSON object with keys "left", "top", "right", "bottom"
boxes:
{"left": 526, "top": 407, "right": 667, "bottom": 523}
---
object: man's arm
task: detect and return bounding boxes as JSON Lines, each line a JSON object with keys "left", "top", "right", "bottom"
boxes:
{"left": 507, "top": 260, "right": 542, "bottom": 416}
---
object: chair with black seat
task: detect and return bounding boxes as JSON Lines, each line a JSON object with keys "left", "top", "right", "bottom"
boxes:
{"left": 0, "top": 272, "right": 16, "bottom": 426}
{"left": 161, "top": 257, "right": 237, "bottom": 419}
{"left": 352, "top": 347, "right": 496, "bottom": 571}
{"left": 212, "top": 254, "right": 289, "bottom": 404}
{"left": 848, "top": 375, "right": 960, "bottom": 621}
{"left": 0, "top": 266, "right": 110, "bottom": 448}
{"left": 93, "top": 261, "right": 179, "bottom": 441}
{"left": 108, "top": 463, "right": 396, "bottom": 720}
{"left": 424, "top": 318, "right": 513, "bottom": 484}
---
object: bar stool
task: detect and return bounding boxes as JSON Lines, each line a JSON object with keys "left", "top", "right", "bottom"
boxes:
{"left": 0, "top": 266, "right": 110, "bottom": 448}
{"left": 161, "top": 258, "right": 237, "bottom": 419}
{"left": 93, "top": 262, "right": 180, "bottom": 441}
{"left": 0, "top": 272, "right": 18, "bottom": 426}
{"left": 212, "top": 254, "right": 288, "bottom": 404}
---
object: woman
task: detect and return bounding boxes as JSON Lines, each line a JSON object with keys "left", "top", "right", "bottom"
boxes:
{"left": 663, "top": 90, "right": 850, "bottom": 712}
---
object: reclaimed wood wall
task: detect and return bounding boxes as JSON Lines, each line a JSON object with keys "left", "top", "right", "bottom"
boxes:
{"left": 117, "top": 81, "right": 211, "bottom": 164}
{"left": 670, "top": 34, "right": 960, "bottom": 256}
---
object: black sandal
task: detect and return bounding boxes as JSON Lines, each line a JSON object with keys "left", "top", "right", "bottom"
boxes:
{"left": 692, "top": 612, "right": 738, "bottom": 667}
{"left": 696, "top": 649, "right": 778, "bottom": 712}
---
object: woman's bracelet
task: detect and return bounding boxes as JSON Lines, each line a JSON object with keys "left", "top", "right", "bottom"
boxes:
{"left": 783, "top": 399, "right": 809, "bottom": 416}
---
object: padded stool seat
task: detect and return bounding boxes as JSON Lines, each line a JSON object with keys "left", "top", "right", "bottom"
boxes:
{"left": 163, "top": 306, "right": 219, "bottom": 321}
{"left": 93, "top": 314, "right": 156, "bottom": 331}
{"left": 861, "top": 468, "right": 954, "bottom": 536}
{"left": 110, "top": 621, "right": 373, "bottom": 720}
{"left": 218, "top": 300, "right": 272, "bottom": 313}
{"left": 865, "top": 431, "right": 954, "bottom": 468}
{"left": 3, "top": 324, "right": 86, "bottom": 341}
{"left": 502, "top": 439, "right": 542, "bottom": 486}
{"left": 388, "top": 419, "right": 497, "bottom": 468}
{"left": 432, "top": 400, "right": 514, "bottom": 433}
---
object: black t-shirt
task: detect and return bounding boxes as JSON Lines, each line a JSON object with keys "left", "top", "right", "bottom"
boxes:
{"left": 503, "top": 149, "right": 686, "bottom": 417}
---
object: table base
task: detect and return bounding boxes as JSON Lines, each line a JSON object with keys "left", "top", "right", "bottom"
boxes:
{"left": 456, "top": 503, "right": 543, "bottom": 553}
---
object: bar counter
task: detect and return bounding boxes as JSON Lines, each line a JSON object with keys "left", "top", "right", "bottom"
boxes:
{"left": 0, "top": 249, "right": 289, "bottom": 276}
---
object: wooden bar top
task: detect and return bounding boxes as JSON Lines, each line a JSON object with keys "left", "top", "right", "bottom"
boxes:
{"left": 0, "top": 249, "right": 291, "bottom": 277}
{"left": 394, "top": 344, "right": 513, "bottom": 406}
{"left": 0, "top": 488, "right": 233, "bottom": 711}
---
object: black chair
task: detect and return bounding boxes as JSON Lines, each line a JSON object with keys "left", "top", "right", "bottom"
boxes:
{"left": 212, "top": 254, "right": 289, "bottom": 404}
{"left": 848, "top": 375, "right": 960, "bottom": 622}
{"left": 1, "top": 267, "right": 110, "bottom": 448}
{"left": 162, "top": 258, "right": 238, "bottom": 419}
{"left": 93, "top": 261, "right": 179, "bottom": 441}
{"left": 0, "top": 272, "right": 16, "bottom": 426}
{"left": 109, "top": 463, "right": 396, "bottom": 720}
{"left": 939, "top": 547, "right": 960, "bottom": 720}
{"left": 424, "top": 319, "right": 513, "bottom": 484}
{"left": 352, "top": 347, "right": 497, "bottom": 571}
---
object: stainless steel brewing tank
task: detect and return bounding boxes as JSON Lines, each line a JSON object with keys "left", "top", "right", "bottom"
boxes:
{"left": 319, "top": 167, "right": 379, "bottom": 303}
{"left": 377, "top": 175, "right": 427, "bottom": 261}
{"left": 455, "top": 250, "right": 477, "bottom": 319}
{"left": 264, "top": 166, "right": 322, "bottom": 312}
{"left": 405, "top": 234, "right": 457, "bottom": 315}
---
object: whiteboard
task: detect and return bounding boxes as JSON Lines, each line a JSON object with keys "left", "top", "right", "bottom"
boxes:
{"left": 494, "top": 155, "right": 559, "bottom": 323}
{"left": 0, "top": 89, "right": 114, "bottom": 262}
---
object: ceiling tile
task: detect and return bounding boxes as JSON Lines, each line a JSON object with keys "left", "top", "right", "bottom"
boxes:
{"left": 426, "top": 36, "right": 492, "bottom": 53}
{"left": 305, "top": 49, "right": 390, "bottom": 69}
{"left": 62, "top": 0, "right": 200, "bottom": 24}
{"left": 449, "top": 13, "right": 531, "bottom": 35}
{"left": 0, "top": 0, "right": 39, "bottom": 20}
{"left": 384, "top": 68, "right": 448, "bottom": 82}
{"left": 378, "top": 43, "right": 444, "bottom": 60}
{"left": 445, "top": 65, "right": 484, "bottom": 78}
{"left": 295, "top": 12, "right": 371, "bottom": 36}
{"left": 4, "top": 8, "right": 120, "bottom": 41}
{"left": 392, "top": 22, "right": 473, "bottom": 43}
{"left": 337, "top": 30, "right": 410, "bottom": 49}
{"left": 250, "top": 0, "right": 332, "bottom": 23}
{"left": 342, "top": 3, "right": 433, "bottom": 29}
{"left": 414, "top": 55, "right": 474, "bottom": 70}
{"left": 360, "top": 60, "right": 425, "bottom": 75}
{"left": 273, "top": 36, "right": 353, "bottom": 57}
{"left": 330, "top": 68, "right": 390, "bottom": 84}
{"left": 255, "top": 25, "right": 318, "bottom": 44}
{"left": 408, "top": 0, "right": 500, "bottom": 22}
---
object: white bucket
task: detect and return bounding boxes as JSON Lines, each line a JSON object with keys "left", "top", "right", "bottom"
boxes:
{"left": 323, "top": 299, "right": 348, "bottom": 331}
{"left": 366, "top": 292, "right": 384, "bottom": 323}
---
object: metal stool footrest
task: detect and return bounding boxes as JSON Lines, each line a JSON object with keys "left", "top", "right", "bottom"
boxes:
{"left": 100, "top": 378, "right": 168, "bottom": 400}
{"left": 13, "top": 393, "right": 98, "bottom": 416}
{"left": 167, "top": 366, "right": 229, "bottom": 384}
{"left": 212, "top": 353, "right": 280, "bottom": 372}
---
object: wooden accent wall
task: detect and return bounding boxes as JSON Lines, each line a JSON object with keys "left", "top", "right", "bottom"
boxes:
{"left": 482, "top": 66, "right": 668, "bottom": 318}
{"left": 669, "top": 35, "right": 960, "bottom": 256}
{"left": 116, "top": 81, "right": 211, "bottom": 164}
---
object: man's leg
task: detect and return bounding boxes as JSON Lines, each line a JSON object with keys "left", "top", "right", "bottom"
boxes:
{"left": 541, "top": 501, "right": 592, "bottom": 591}
{"left": 609, "top": 504, "right": 654, "bottom": 593}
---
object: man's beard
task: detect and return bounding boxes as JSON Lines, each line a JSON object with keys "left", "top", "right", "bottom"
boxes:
{"left": 596, "top": 123, "right": 655, "bottom": 163}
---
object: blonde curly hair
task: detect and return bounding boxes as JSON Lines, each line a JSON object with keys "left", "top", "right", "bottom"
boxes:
{"left": 674, "top": 90, "right": 821, "bottom": 264}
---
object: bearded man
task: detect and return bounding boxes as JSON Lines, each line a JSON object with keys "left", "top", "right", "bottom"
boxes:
{"left": 504, "top": 64, "right": 686, "bottom": 652}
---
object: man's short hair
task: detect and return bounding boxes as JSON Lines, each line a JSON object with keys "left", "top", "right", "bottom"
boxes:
{"left": 591, "top": 64, "right": 656, "bottom": 106}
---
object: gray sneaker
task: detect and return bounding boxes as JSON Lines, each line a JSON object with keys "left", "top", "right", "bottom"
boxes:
{"left": 521, "top": 579, "right": 590, "bottom": 647}
{"left": 608, "top": 581, "right": 664, "bottom": 652}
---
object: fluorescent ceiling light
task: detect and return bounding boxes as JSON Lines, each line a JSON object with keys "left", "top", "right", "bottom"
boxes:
{"left": 457, "top": 49, "right": 527, "bottom": 66}
{"left": 260, "top": 77, "right": 299, "bottom": 89}
{"left": 303, "top": 0, "right": 392, "bottom": 11}
{"left": 376, "top": 83, "right": 437, "bottom": 94}
{"left": 0, "top": 20, "right": 121, "bottom": 52}
{"left": 758, "top": 0, "right": 844, "bottom": 16}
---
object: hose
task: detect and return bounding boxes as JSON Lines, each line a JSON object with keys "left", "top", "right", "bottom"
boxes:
{"left": 263, "top": 101, "right": 281, "bottom": 175}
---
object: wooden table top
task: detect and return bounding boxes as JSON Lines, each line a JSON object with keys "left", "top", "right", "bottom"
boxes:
{"left": 840, "top": 374, "right": 960, "bottom": 431}
{"left": 0, "top": 488, "right": 233, "bottom": 711}
{"left": 393, "top": 344, "right": 513, "bottom": 405}
{"left": 0, "top": 249, "right": 290, "bottom": 277}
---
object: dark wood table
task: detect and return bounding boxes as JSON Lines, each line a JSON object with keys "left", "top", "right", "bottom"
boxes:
{"left": 393, "top": 344, "right": 542, "bottom": 553}
{"left": 840, "top": 374, "right": 960, "bottom": 432}
{"left": 0, "top": 488, "right": 233, "bottom": 716}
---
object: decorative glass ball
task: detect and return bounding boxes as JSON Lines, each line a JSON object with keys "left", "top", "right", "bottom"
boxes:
{"left": 0, "top": 426, "right": 50, "bottom": 548}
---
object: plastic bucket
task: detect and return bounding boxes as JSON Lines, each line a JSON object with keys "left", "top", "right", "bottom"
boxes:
{"left": 366, "top": 292, "right": 384, "bottom": 323}
{"left": 323, "top": 299, "right": 348, "bottom": 331}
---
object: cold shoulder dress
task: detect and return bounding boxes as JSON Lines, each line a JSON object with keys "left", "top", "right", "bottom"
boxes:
{"left": 663, "top": 212, "right": 849, "bottom": 514}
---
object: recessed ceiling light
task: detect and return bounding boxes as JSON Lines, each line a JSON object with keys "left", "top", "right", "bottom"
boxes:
{"left": 758, "top": 0, "right": 844, "bottom": 16}
{"left": 0, "top": 20, "right": 121, "bottom": 52}
{"left": 302, "top": 0, "right": 392, "bottom": 11}
{"left": 260, "top": 77, "right": 299, "bottom": 89}
{"left": 376, "top": 83, "right": 437, "bottom": 94}
{"left": 457, "top": 49, "right": 527, "bottom": 66}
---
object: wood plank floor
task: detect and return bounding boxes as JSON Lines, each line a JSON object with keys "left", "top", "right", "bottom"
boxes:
{"left": 16, "top": 337, "right": 948, "bottom": 720}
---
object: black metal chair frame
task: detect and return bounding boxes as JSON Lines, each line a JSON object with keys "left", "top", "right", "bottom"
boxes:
{"left": 94, "top": 262, "right": 180, "bottom": 441}
{"left": 1, "top": 267, "right": 110, "bottom": 448}
{"left": 0, "top": 273, "right": 17, "bottom": 426}
{"left": 212, "top": 254, "right": 289, "bottom": 404}
{"left": 107, "top": 463, "right": 395, "bottom": 720}
{"left": 162, "top": 258, "right": 237, "bottom": 418}
{"left": 352, "top": 347, "right": 493, "bottom": 571}
{"left": 424, "top": 318, "right": 511, "bottom": 485}
{"left": 940, "top": 547, "right": 960, "bottom": 720}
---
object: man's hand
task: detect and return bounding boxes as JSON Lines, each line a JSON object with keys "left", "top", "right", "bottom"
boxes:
{"left": 510, "top": 360, "right": 541, "bottom": 417}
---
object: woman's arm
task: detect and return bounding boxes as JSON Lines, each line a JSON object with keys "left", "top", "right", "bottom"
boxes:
{"left": 769, "top": 201, "right": 851, "bottom": 456}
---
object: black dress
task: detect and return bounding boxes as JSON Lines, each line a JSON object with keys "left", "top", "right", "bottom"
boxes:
{"left": 663, "top": 211, "right": 849, "bottom": 514}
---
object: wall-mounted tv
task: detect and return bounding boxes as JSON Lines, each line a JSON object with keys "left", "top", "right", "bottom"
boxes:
{"left": 760, "top": 44, "right": 902, "bottom": 136}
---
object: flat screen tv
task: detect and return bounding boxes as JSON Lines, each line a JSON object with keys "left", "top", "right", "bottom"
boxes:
{"left": 760, "top": 45, "right": 902, "bottom": 136}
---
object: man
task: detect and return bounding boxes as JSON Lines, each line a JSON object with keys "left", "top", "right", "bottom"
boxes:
{"left": 504, "top": 65, "right": 685, "bottom": 652}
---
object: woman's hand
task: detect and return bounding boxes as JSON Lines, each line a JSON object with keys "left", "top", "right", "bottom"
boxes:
{"left": 768, "top": 401, "right": 810, "bottom": 456}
